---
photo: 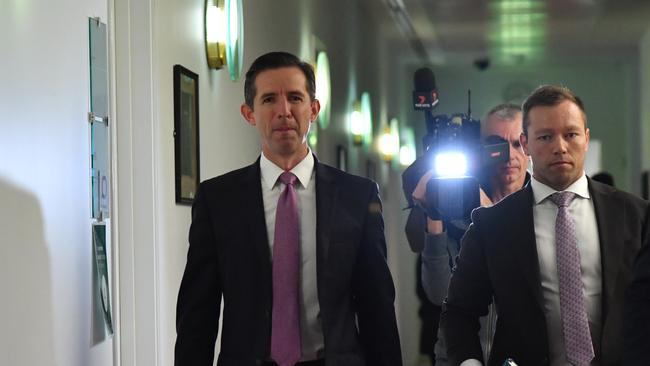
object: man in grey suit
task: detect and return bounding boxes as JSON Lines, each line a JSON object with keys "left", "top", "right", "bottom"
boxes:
{"left": 441, "top": 85, "right": 650, "bottom": 366}
{"left": 174, "top": 52, "right": 402, "bottom": 366}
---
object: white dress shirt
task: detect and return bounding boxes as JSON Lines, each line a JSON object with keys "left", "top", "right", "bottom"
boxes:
{"left": 460, "top": 174, "right": 602, "bottom": 366}
{"left": 260, "top": 151, "right": 324, "bottom": 361}
{"left": 531, "top": 174, "right": 601, "bottom": 366}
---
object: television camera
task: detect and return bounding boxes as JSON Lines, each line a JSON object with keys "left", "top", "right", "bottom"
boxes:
{"left": 402, "top": 67, "right": 510, "bottom": 221}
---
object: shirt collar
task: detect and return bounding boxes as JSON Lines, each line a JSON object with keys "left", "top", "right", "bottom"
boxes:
{"left": 531, "top": 172, "right": 590, "bottom": 205}
{"left": 260, "top": 149, "right": 315, "bottom": 190}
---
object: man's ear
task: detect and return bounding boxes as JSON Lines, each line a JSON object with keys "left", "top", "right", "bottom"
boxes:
{"left": 520, "top": 133, "right": 530, "bottom": 155}
{"left": 310, "top": 99, "right": 321, "bottom": 123}
{"left": 240, "top": 103, "right": 255, "bottom": 126}
{"left": 584, "top": 128, "right": 590, "bottom": 152}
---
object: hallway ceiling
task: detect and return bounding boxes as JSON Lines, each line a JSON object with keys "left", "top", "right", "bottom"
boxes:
{"left": 370, "top": 0, "right": 650, "bottom": 67}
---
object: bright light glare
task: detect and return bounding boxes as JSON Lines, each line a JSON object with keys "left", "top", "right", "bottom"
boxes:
{"left": 379, "top": 128, "right": 399, "bottom": 158}
{"left": 228, "top": 0, "right": 239, "bottom": 45}
{"left": 206, "top": 4, "right": 227, "bottom": 43}
{"left": 400, "top": 145, "right": 416, "bottom": 166}
{"left": 435, "top": 152, "right": 468, "bottom": 177}
{"left": 350, "top": 110, "right": 364, "bottom": 135}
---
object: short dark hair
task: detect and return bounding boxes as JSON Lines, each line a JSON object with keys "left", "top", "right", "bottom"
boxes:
{"left": 522, "top": 85, "right": 587, "bottom": 136}
{"left": 243, "top": 51, "right": 316, "bottom": 108}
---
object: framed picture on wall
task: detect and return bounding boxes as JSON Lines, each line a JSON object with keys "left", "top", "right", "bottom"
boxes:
{"left": 336, "top": 145, "right": 348, "bottom": 172}
{"left": 173, "top": 65, "right": 200, "bottom": 205}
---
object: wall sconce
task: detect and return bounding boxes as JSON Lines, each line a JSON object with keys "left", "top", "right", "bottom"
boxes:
{"left": 205, "top": 0, "right": 226, "bottom": 69}
{"left": 350, "top": 101, "right": 364, "bottom": 146}
{"left": 205, "top": 0, "right": 244, "bottom": 80}
{"left": 360, "top": 92, "right": 373, "bottom": 146}
{"left": 378, "top": 118, "right": 400, "bottom": 163}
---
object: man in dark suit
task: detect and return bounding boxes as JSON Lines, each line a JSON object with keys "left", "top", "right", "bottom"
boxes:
{"left": 441, "top": 85, "right": 650, "bottom": 366}
{"left": 174, "top": 52, "right": 402, "bottom": 366}
{"left": 623, "top": 239, "right": 650, "bottom": 365}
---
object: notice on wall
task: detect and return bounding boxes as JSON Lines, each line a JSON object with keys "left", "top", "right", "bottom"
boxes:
{"left": 92, "top": 223, "right": 113, "bottom": 343}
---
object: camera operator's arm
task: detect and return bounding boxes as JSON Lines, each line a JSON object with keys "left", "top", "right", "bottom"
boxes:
{"left": 421, "top": 228, "right": 455, "bottom": 305}
{"left": 411, "top": 170, "right": 443, "bottom": 234}
{"left": 412, "top": 171, "right": 493, "bottom": 305}
{"left": 410, "top": 171, "right": 455, "bottom": 305}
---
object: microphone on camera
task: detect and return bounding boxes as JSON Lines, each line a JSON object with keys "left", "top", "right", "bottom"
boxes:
{"left": 413, "top": 67, "right": 439, "bottom": 110}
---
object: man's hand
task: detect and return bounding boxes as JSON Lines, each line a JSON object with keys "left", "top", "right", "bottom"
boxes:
{"left": 411, "top": 170, "right": 444, "bottom": 234}
{"left": 411, "top": 170, "right": 435, "bottom": 208}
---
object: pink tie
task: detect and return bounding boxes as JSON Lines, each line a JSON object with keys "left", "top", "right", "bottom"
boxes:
{"left": 550, "top": 191, "right": 594, "bottom": 366}
{"left": 271, "top": 172, "right": 301, "bottom": 366}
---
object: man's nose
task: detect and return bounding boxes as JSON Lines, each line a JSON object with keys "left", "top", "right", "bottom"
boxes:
{"left": 509, "top": 143, "right": 517, "bottom": 158}
{"left": 553, "top": 136, "right": 569, "bottom": 154}
{"left": 275, "top": 97, "right": 291, "bottom": 117}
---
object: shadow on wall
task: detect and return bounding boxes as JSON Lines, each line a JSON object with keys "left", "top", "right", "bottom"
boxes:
{"left": 0, "top": 176, "right": 56, "bottom": 365}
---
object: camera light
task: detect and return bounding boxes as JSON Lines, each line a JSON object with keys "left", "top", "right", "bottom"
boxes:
{"left": 434, "top": 152, "right": 468, "bottom": 177}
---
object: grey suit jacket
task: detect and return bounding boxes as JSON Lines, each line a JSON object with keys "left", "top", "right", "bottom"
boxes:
{"left": 441, "top": 179, "right": 650, "bottom": 366}
{"left": 175, "top": 157, "right": 402, "bottom": 366}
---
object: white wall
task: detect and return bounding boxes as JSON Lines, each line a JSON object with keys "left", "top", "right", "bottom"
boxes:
{"left": 0, "top": 0, "right": 113, "bottom": 365}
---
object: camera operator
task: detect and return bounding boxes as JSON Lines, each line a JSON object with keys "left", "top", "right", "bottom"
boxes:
{"left": 405, "top": 103, "right": 530, "bottom": 365}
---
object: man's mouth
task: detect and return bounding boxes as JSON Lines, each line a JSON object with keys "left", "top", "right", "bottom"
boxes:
{"left": 550, "top": 161, "right": 572, "bottom": 167}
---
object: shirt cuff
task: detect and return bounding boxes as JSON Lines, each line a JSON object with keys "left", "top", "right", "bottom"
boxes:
{"left": 460, "top": 359, "right": 483, "bottom": 366}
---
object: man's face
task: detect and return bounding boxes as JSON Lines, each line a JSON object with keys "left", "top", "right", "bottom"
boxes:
{"left": 240, "top": 66, "right": 320, "bottom": 162}
{"left": 521, "top": 100, "right": 590, "bottom": 191}
{"left": 483, "top": 113, "right": 528, "bottom": 187}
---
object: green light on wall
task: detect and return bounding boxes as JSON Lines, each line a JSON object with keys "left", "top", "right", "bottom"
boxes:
{"left": 315, "top": 51, "right": 331, "bottom": 129}
{"left": 361, "top": 92, "right": 373, "bottom": 147}
{"left": 308, "top": 123, "right": 318, "bottom": 148}
{"left": 225, "top": 0, "right": 244, "bottom": 80}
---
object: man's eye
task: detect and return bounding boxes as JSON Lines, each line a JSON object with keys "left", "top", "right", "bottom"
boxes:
{"left": 289, "top": 95, "right": 303, "bottom": 102}
{"left": 537, "top": 135, "right": 551, "bottom": 141}
{"left": 566, "top": 132, "right": 578, "bottom": 138}
{"left": 262, "top": 97, "right": 274, "bottom": 103}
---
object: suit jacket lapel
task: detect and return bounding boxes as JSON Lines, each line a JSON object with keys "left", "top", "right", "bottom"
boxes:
{"left": 243, "top": 159, "right": 272, "bottom": 274}
{"left": 314, "top": 158, "right": 336, "bottom": 273}
{"left": 589, "top": 179, "right": 622, "bottom": 319}
{"left": 511, "top": 185, "right": 545, "bottom": 309}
